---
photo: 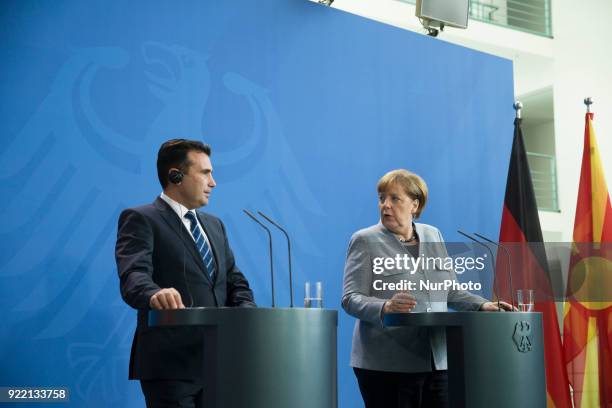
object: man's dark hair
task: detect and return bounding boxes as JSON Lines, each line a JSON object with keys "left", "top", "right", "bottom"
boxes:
{"left": 157, "top": 139, "right": 211, "bottom": 189}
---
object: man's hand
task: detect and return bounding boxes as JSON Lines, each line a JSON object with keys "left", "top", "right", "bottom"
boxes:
{"left": 479, "top": 301, "right": 516, "bottom": 311}
{"left": 383, "top": 292, "right": 417, "bottom": 314}
{"left": 149, "top": 288, "right": 185, "bottom": 310}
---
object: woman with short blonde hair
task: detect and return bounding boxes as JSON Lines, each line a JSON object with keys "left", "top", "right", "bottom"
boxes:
{"left": 342, "top": 169, "right": 512, "bottom": 408}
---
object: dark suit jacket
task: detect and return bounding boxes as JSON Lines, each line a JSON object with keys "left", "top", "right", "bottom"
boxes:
{"left": 115, "top": 197, "right": 255, "bottom": 381}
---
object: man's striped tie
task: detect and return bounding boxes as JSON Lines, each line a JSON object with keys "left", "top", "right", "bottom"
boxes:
{"left": 184, "top": 211, "right": 216, "bottom": 280}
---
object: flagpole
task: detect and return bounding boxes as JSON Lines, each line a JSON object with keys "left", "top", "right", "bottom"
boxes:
{"left": 584, "top": 96, "right": 592, "bottom": 113}
{"left": 513, "top": 101, "right": 522, "bottom": 119}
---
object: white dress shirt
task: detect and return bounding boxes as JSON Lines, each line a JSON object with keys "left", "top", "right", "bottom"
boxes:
{"left": 160, "top": 192, "right": 213, "bottom": 248}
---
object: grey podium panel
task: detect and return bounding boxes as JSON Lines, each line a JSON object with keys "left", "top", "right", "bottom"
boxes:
{"left": 384, "top": 312, "right": 546, "bottom": 408}
{"left": 149, "top": 307, "right": 337, "bottom": 408}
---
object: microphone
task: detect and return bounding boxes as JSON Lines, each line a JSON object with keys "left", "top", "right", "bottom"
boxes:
{"left": 243, "top": 209, "right": 276, "bottom": 308}
{"left": 473, "top": 232, "right": 515, "bottom": 311}
{"left": 257, "top": 211, "right": 294, "bottom": 308}
{"left": 457, "top": 230, "right": 502, "bottom": 311}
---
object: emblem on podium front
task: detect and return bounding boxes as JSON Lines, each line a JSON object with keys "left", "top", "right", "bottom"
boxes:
{"left": 513, "top": 321, "right": 533, "bottom": 353}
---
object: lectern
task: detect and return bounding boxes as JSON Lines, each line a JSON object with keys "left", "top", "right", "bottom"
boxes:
{"left": 384, "top": 312, "right": 546, "bottom": 408}
{"left": 149, "top": 307, "right": 337, "bottom": 408}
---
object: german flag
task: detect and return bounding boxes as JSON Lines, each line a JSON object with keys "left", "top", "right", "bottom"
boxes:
{"left": 497, "top": 117, "right": 571, "bottom": 407}
{"left": 563, "top": 112, "right": 612, "bottom": 408}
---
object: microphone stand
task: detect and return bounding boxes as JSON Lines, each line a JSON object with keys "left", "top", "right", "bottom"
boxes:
{"left": 457, "top": 230, "right": 502, "bottom": 311}
{"left": 243, "top": 210, "right": 276, "bottom": 307}
{"left": 257, "top": 211, "right": 294, "bottom": 308}
{"left": 473, "top": 232, "right": 515, "bottom": 311}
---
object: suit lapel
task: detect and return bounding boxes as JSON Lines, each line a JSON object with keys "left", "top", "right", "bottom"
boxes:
{"left": 153, "top": 198, "right": 211, "bottom": 282}
{"left": 414, "top": 223, "right": 428, "bottom": 243}
{"left": 375, "top": 222, "right": 407, "bottom": 253}
{"left": 376, "top": 222, "right": 433, "bottom": 274}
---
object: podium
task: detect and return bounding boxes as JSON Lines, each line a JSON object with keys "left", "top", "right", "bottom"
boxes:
{"left": 149, "top": 307, "right": 337, "bottom": 408}
{"left": 384, "top": 311, "right": 546, "bottom": 408}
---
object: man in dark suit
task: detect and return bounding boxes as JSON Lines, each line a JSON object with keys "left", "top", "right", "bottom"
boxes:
{"left": 115, "top": 139, "right": 256, "bottom": 408}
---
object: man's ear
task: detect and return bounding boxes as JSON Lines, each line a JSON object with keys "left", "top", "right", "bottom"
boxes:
{"left": 168, "top": 168, "right": 184, "bottom": 184}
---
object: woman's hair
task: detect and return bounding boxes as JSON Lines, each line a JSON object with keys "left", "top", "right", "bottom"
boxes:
{"left": 376, "top": 169, "right": 428, "bottom": 218}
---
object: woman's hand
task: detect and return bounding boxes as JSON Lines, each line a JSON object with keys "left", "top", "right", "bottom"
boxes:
{"left": 479, "top": 301, "right": 516, "bottom": 311}
{"left": 383, "top": 292, "right": 417, "bottom": 314}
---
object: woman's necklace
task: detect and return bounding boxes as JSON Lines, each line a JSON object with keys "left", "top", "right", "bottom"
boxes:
{"left": 398, "top": 231, "right": 417, "bottom": 243}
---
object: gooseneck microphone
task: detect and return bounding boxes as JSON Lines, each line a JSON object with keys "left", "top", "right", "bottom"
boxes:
{"left": 243, "top": 209, "right": 276, "bottom": 308}
{"left": 257, "top": 211, "right": 294, "bottom": 308}
{"left": 473, "top": 232, "right": 515, "bottom": 311}
{"left": 457, "top": 230, "right": 502, "bottom": 311}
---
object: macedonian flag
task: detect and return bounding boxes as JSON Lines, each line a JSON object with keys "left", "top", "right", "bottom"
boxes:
{"left": 563, "top": 112, "right": 612, "bottom": 407}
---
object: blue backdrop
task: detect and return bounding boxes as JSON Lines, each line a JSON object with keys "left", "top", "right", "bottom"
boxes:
{"left": 0, "top": 0, "right": 514, "bottom": 406}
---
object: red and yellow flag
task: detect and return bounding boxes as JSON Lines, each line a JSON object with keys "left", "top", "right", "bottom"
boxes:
{"left": 563, "top": 112, "right": 612, "bottom": 407}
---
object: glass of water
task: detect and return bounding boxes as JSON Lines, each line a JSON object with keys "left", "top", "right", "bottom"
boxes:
{"left": 304, "top": 281, "right": 323, "bottom": 308}
{"left": 516, "top": 289, "right": 534, "bottom": 312}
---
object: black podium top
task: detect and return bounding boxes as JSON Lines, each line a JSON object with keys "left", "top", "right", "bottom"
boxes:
{"left": 148, "top": 306, "right": 337, "bottom": 326}
{"left": 384, "top": 310, "right": 541, "bottom": 327}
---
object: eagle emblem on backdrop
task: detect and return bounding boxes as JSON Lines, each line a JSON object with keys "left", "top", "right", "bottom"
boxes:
{"left": 0, "top": 42, "right": 323, "bottom": 404}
